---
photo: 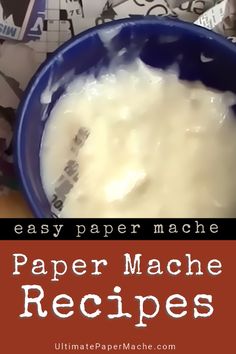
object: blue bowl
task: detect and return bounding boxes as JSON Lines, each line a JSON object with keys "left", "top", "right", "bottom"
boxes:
{"left": 15, "top": 17, "right": 236, "bottom": 218}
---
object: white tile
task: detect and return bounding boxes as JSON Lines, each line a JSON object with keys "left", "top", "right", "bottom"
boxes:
{"left": 47, "top": 0, "right": 60, "bottom": 9}
{"left": 33, "top": 41, "right": 47, "bottom": 52}
{"left": 40, "top": 32, "right": 47, "bottom": 41}
{"left": 47, "top": 41, "right": 59, "bottom": 52}
{"left": 47, "top": 20, "right": 60, "bottom": 31}
{"left": 47, "top": 31, "right": 59, "bottom": 42}
{"left": 59, "top": 31, "right": 71, "bottom": 42}
{"left": 59, "top": 21, "right": 71, "bottom": 30}
{"left": 47, "top": 9, "right": 60, "bottom": 20}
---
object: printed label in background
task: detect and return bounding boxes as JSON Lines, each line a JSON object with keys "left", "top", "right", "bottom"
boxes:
{"left": 0, "top": 0, "right": 45, "bottom": 41}
{"left": 195, "top": 0, "right": 227, "bottom": 30}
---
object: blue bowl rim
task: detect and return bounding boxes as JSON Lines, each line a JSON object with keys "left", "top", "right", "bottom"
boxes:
{"left": 14, "top": 17, "right": 236, "bottom": 218}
